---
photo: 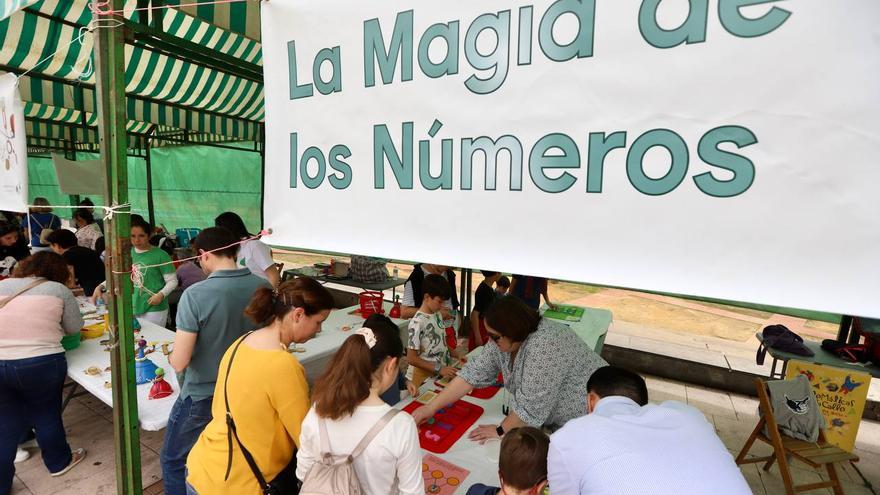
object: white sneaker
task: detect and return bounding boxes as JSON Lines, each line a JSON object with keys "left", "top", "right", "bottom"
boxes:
{"left": 19, "top": 438, "right": 38, "bottom": 450}
{"left": 50, "top": 448, "right": 86, "bottom": 477}
{"left": 14, "top": 448, "right": 30, "bottom": 463}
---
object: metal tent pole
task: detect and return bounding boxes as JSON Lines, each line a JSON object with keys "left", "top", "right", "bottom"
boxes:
{"left": 93, "top": 3, "right": 143, "bottom": 494}
{"left": 259, "top": 122, "right": 266, "bottom": 230}
{"left": 465, "top": 269, "right": 473, "bottom": 319}
{"left": 145, "top": 128, "right": 155, "bottom": 228}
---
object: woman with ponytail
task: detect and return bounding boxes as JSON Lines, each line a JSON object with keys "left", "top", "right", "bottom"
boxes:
{"left": 296, "top": 314, "right": 424, "bottom": 494}
{"left": 186, "top": 277, "right": 334, "bottom": 494}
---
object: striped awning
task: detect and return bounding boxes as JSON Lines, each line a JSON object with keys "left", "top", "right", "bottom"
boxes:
{"left": 0, "top": 0, "right": 40, "bottom": 22}
{"left": 0, "top": 0, "right": 264, "bottom": 151}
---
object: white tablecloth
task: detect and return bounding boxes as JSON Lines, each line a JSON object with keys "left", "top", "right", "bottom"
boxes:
{"left": 391, "top": 309, "right": 612, "bottom": 494}
{"left": 295, "top": 303, "right": 408, "bottom": 383}
{"left": 65, "top": 318, "right": 180, "bottom": 431}
{"left": 64, "top": 304, "right": 406, "bottom": 431}
{"left": 396, "top": 377, "right": 506, "bottom": 493}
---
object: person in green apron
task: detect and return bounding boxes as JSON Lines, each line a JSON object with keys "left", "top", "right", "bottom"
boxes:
{"left": 129, "top": 221, "right": 177, "bottom": 327}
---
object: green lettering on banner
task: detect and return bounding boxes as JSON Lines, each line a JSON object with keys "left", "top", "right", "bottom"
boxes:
{"left": 626, "top": 129, "right": 689, "bottom": 196}
{"left": 517, "top": 6, "right": 534, "bottom": 65}
{"left": 419, "top": 120, "right": 453, "bottom": 190}
{"left": 538, "top": 0, "right": 596, "bottom": 61}
{"left": 419, "top": 139, "right": 455, "bottom": 190}
{"left": 638, "top": 0, "right": 708, "bottom": 49}
{"left": 418, "top": 21, "right": 460, "bottom": 78}
{"left": 586, "top": 131, "right": 627, "bottom": 193}
{"left": 693, "top": 125, "right": 757, "bottom": 197}
{"left": 313, "top": 47, "right": 343, "bottom": 95}
{"left": 461, "top": 135, "right": 524, "bottom": 191}
{"left": 289, "top": 132, "right": 298, "bottom": 188}
{"left": 529, "top": 133, "right": 580, "bottom": 193}
{"left": 464, "top": 11, "right": 511, "bottom": 95}
{"left": 300, "top": 146, "right": 326, "bottom": 190}
{"left": 329, "top": 144, "right": 353, "bottom": 190}
{"left": 364, "top": 10, "right": 414, "bottom": 87}
{"left": 287, "top": 41, "right": 314, "bottom": 99}
{"left": 719, "top": 0, "right": 792, "bottom": 38}
{"left": 374, "top": 122, "right": 414, "bottom": 189}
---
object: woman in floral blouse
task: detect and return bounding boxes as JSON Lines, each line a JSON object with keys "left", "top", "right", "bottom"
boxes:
{"left": 412, "top": 296, "right": 607, "bottom": 440}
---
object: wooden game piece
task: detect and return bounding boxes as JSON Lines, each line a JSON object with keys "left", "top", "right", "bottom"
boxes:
{"left": 416, "top": 391, "right": 437, "bottom": 404}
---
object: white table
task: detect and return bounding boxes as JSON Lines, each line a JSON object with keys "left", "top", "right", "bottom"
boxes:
{"left": 64, "top": 317, "right": 180, "bottom": 431}
{"left": 64, "top": 303, "right": 406, "bottom": 431}
{"left": 396, "top": 376, "right": 506, "bottom": 493}
{"left": 295, "top": 303, "right": 408, "bottom": 383}
{"left": 390, "top": 307, "right": 613, "bottom": 494}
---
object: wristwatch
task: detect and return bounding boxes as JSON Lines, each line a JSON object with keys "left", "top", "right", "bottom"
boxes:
{"left": 496, "top": 425, "right": 504, "bottom": 437}
{"left": 434, "top": 361, "right": 442, "bottom": 374}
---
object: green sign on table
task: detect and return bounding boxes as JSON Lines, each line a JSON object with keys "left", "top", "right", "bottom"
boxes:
{"left": 543, "top": 305, "right": 585, "bottom": 322}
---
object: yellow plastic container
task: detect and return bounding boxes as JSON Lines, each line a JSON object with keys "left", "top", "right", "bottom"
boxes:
{"left": 81, "top": 321, "right": 106, "bottom": 339}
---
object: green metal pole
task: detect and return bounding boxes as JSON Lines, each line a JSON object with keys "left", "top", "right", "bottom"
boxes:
{"left": 93, "top": 3, "right": 143, "bottom": 494}
{"left": 65, "top": 135, "right": 80, "bottom": 210}
{"left": 145, "top": 139, "right": 155, "bottom": 228}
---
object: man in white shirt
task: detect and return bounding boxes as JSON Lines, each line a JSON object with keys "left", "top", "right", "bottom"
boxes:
{"left": 547, "top": 366, "right": 751, "bottom": 495}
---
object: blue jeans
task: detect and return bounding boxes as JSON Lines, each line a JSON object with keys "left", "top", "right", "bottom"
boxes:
{"left": 160, "top": 396, "right": 213, "bottom": 495}
{"left": 185, "top": 468, "right": 199, "bottom": 495}
{"left": 0, "top": 353, "right": 72, "bottom": 495}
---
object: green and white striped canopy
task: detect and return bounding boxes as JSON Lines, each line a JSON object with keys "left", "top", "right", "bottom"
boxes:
{"left": 0, "top": 0, "right": 263, "bottom": 152}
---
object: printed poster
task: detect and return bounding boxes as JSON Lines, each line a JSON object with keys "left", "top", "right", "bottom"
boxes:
{"left": 0, "top": 73, "right": 27, "bottom": 212}
{"left": 785, "top": 360, "right": 870, "bottom": 452}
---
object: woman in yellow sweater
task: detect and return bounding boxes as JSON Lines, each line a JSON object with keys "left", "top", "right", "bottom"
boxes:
{"left": 185, "top": 277, "right": 334, "bottom": 494}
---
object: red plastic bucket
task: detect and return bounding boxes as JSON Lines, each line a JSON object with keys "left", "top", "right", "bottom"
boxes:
{"left": 358, "top": 291, "right": 385, "bottom": 317}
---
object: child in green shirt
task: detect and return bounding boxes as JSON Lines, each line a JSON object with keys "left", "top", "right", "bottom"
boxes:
{"left": 130, "top": 221, "right": 177, "bottom": 327}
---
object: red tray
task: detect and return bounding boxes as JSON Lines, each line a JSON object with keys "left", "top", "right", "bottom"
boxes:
{"left": 403, "top": 399, "right": 484, "bottom": 453}
{"left": 468, "top": 385, "right": 501, "bottom": 399}
{"left": 435, "top": 372, "right": 503, "bottom": 400}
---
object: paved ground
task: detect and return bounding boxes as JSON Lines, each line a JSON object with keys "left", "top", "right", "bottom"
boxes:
{"left": 10, "top": 374, "right": 879, "bottom": 494}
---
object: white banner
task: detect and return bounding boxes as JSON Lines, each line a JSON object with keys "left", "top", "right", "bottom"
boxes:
{"left": 0, "top": 73, "right": 27, "bottom": 213}
{"left": 262, "top": 1, "right": 880, "bottom": 318}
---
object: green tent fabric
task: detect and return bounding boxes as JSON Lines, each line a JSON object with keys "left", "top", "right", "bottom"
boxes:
{"left": 1, "top": 0, "right": 263, "bottom": 150}
{"left": 0, "top": 0, "right": 39, "bottom": 22}
{"left": 27, "top": 143, "right": 260, "bottom": 233}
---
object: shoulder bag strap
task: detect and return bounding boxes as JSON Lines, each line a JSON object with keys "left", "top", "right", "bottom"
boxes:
{"left": 0, "top": 278, "right": 48, "bottom": 310}
{"left": 222, "top": 332, "right": 271, "bottom": 491}
{"left": 29, "top": 214, "right": 44, "bottom": 229}
{"left": 348, "top": 409, "right": 400, "bottom": 461}
{"left": 317, "top": 417, "right": 333, "bottom": 463}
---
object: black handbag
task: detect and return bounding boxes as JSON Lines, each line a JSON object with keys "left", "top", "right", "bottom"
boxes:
{"left": 223, "top": 333, "right": 300, "bottom": 495}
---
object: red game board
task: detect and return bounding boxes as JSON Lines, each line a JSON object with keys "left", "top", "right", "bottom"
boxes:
{"left": 403, "top": 399, "right": 484, "bottom": 453}
{"left": 468, "top": 385, "right": 501, "bottom": 399}
{"left": 435, "top": 372, "right": 503, "bottom": 400}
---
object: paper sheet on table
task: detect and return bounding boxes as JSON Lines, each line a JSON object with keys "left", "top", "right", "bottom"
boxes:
{"left": 53, "top": 154, "right": 104, "bottom": 195}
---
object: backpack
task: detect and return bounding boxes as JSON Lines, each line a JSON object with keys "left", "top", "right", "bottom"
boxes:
{"left": 820, "top": 339, "right": 869, "bottom": 363}
{"left": 299, "top": 409, "right": 399, "bottom": 495}
{"left": 30, "top": 215, "right": 55, "bottom": 246}
{"left": 350, "top": 255, "right": 389, "bottom": 283}
{"left": 756, "top": 324, "right": 814, "bottom": 365}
